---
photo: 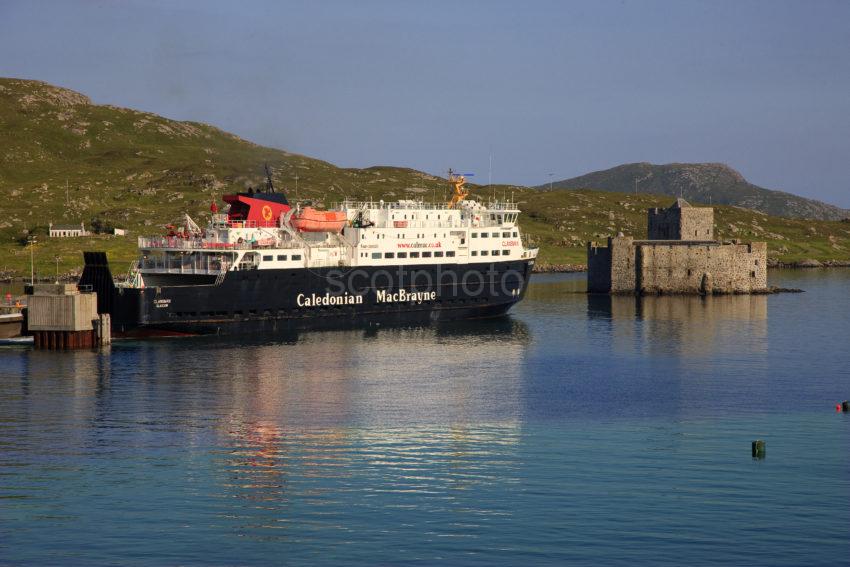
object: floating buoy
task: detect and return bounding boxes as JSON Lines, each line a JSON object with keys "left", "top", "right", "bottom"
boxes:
{"left": 752, "top": 440, "right": 766, "bottom": 459}
{"left": 837, "top": 404, "right": 843, "bottom": 413}
{"left": 842, "top": 401, "right": 850, "bottom": 412}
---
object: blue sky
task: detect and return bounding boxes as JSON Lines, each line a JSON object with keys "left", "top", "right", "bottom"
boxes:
{"left": 1, "top": 0, "right": 849, "bottom": 206}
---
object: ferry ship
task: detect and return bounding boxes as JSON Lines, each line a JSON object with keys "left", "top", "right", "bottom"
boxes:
{"left": 80, "top": 171, "right": 538, "bottom": 336}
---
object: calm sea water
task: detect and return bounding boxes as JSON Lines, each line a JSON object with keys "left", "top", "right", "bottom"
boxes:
{"left": 1, "top": 271, "right": 848, "bottom": 566}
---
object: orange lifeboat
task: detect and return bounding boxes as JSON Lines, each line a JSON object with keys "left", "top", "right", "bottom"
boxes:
{"left": 290, "top": 207, "right": 347, "bottom": 233}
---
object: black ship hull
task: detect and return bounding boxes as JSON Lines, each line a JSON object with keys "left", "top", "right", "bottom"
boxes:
{"left": 80, "top": 253, "right": 534, "bottom": 337}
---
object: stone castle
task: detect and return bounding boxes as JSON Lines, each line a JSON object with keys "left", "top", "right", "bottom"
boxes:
{"left": 588, "top": 199, "right": 767, "bottom": 294}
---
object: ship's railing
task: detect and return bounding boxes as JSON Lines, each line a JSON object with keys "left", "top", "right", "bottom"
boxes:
{"left": 139, "top": 266, "right": 226, "bottom": 275}
{"left": 369, "top": 217, "right": 516, "bottom": 230}
{"left": 138, "top": 250, "right": 234, "bottom": 273}
{"left": 208, "top": 214, "right": 279, "bottom": 229}
{"left": 338, "top": 199, "right": 518, "bottom": 212}
{"left": 521, "top": 247, "right": 539, "bottom": 259}
{"left": 480, "top": 201, "right": 520, "bottom": 212}
{"left": 138, "top": 236, "right": 303, "bottom": 251}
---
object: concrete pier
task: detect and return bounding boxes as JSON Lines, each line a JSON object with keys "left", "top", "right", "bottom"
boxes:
{"left": 26, "top": 284, "right": 107, "bottom": 349}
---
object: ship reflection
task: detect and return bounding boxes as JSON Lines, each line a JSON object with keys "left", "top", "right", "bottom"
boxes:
{"left": 587, "top": 294, "right": 768, "bottom": 357}
{"left": 209, "top": 318, "right": 530, "bottom": 520}
{"left": 2, "top": 318, "right": 531, "bottom": 530}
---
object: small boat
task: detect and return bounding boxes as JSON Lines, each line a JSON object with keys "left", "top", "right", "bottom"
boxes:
{"left": 290, "top": 207, "right": 347, "bottom": 232}
{"left": 0, "top": 312, "right": 23, "bottom": 339}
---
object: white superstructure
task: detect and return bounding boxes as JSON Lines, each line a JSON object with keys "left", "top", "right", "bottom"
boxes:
{"left": 129, "top": 198, "right": 538, "bottom": 287}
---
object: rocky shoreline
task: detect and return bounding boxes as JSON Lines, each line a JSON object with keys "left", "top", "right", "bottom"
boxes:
{"left": 767, "top": 259, "right": 850, "bottom": 269}
{"left": 534, "top": 259, "right": 850, "bottom": 274}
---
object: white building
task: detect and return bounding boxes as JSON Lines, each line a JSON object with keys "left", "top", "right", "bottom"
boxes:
{"left": 49, "top": 222, "right": 89, "bottom": 238}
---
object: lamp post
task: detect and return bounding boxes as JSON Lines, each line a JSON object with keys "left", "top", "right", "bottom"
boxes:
{"left": 54, "top": 255, "right": 61, "bottom": 283}
{"left": 27, "top": 235, "right": 37, "bottom": 285}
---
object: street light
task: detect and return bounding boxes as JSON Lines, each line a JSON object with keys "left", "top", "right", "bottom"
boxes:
{"left": 54, "top": 255, "right": 61, "bottom": 283}
{"left": 27, "top": 235, "right": 37, "bottom": 285}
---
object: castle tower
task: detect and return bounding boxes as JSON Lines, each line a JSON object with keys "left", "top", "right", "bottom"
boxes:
{"left": 647, "top": 198, "right": 714, "bottom": 241}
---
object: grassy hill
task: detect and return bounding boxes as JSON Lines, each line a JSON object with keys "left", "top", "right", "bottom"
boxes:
{"left": 1, "top": 78, "right": 849, "bottom": 278}
{"left": 513, "top": 188, "right": 850, "bottom": 269}
{"left": 543, "top": 162, "right": 850, "bottom": 221}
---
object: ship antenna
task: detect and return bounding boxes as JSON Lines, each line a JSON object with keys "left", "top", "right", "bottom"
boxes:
{"left": 264, "top": 163, "right": 276, "bottom": 193}
{"left": 489, "top": 149, "right": 494, "bottom": 204}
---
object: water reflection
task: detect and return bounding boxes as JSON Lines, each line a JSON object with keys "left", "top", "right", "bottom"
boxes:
{"left": 215, "top": 421, "right": 522, "bottom": 536}
{"left": 203, "top": 320, "right": 530, "bottom": 522}
{"left": 588, "top": 294, "right": 768, "bottom": 358}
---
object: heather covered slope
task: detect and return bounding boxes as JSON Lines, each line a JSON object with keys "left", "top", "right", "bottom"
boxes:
{"left": 0, "top": 78, "right": 450, "bottom": 276}
{"left": 543, "top": 162, "right": 850, "bottom": 221}
{"left": 1, "top": 78, "right": 849, "bottom": 278}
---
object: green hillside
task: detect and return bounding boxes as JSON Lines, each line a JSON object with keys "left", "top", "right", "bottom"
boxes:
{"left": 1, "top": 78, "right": 849, "bottom": 279}
{"left": 513, "top": 188, "right": 850, "bottom": 269}
{"left": 544, "top": 162, "right": 850, "bottom": 221}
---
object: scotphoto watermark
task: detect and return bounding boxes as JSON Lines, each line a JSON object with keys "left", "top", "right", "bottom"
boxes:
{"left": 318, "top": 263, "right": 526, "bottom": 303}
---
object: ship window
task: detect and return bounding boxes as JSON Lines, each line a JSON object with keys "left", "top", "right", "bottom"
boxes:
{"left": 481, "top": 232, "right": 488, "bottom": 238}
{"left": 277, "top": 255, "right": 287, "bottom": 261}
{"left": 397, "top": 252, "right": 407, "bottom": 258}
{"left": 513, "top": 232, "right": 518, "bottom": 237}
{"left": 434, "top": 251, "right": 444, "bottom": 257}
{"left": 472, "top": 233, "right": 478, "bottom": 238}
{"left": 292, "top": 254, "right": 302, "bottom": 261}
{"left": 460, "top": 238, "right": 465, "bottom": 244}
{"left": 503, "top": 232, "right": 510, "bottom": 238}
{"left": 422, "top": 251, "right": 432, "bottom": 258}
{"left": 502, "top": 250, "right": 509, "bottom": 256}
{"left": 481, "top": 250, "right": 489, "bottom": 256}
{"left": 446, "top": 251, "right": 455, "bottom": 258}
{"left": 492, "top": 250, "right": 499, "bottom": 256}
{"left": 472, "top": 251, "right": 478, "bottom": 256}
{"left": 491, "top": 214, "right": 496, "bottom": 220}
{"left": 372, "top": 252, "right": 381, "bottom": 259}
{"left": 410, "top": 252, "right": 420, "bottom": 258}
{"left": 263, "top": 255, "right": 273, "bottom": 261}
{"left": 385, "top": 252, "right": 395, "bottom": 258}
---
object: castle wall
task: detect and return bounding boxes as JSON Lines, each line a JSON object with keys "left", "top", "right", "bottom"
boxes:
{"left": 609, "top": 236, "right": 635, "bottom": 293}
{"left": 587, "top": 240, "right": 612, "bottom": 293}
{"left": 586, "top": 239, "right": 767, "bottom": 295}
{"left": 636, "top": 241, "right": 767, "bottom": 294}
{"left": 588, "top": 200, "right": 764, "bottom": 295}
{"left": 588, "top": 236, "right": 635, "bottom": 293}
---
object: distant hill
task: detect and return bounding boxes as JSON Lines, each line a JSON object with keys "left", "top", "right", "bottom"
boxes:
{"left": 542, "top": 162, "right": 850, "bottom": 221}
{"left": 1, "top": 78, "right": 849, "bottom": 277}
